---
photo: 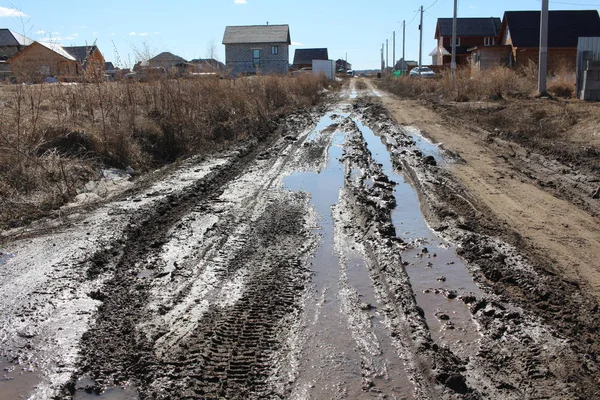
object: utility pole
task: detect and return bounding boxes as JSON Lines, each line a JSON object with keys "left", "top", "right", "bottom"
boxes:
{"left": 381, "top": 43, "right": 385, "bottom": 74}
{"left": 393, "top": 31, "right": 396, "bottom": 71}
{"left": 451, "top": 0, "right": 458, "bottom": 83}
{"left": 419, "top": 5, "right": 424, "bottom": 76}
{"left": 402, "top": 20, "right": 406, "bottom": 76}
{"left": 538, "top": 0, "right": 549, "bottom": 95}
{"left": 386, "top": 39, "right": 389, "bottom": 71}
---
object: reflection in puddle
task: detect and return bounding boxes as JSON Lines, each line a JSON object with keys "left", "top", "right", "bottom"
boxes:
{"left": 0, "top": 359, "right": 39, "bottom": 400}
{"left": 355, "top": 118, "right": 483, "bottom": 358}
{"left": 402, "top": 126, "right": 445, "bottom": 165}
{"left": 0, "top": 252, "right": 14, "bottom": 266}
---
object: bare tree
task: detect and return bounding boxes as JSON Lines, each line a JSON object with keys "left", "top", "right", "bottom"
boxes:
{"left": 205, "top": 38, "right": 218, "bottom": 60}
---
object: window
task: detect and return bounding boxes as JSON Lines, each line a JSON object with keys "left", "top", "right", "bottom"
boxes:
{"left": 271, "top": 46, "right": 279, "bottom": 55}
{"left": 253, "top": 49, "right": 261, "bottom": 67}
{"left": 484, "top": 37, "right": 495, "bottom": 46}
{"left": 454, "top": 37, "right": 460, "bottom": 46}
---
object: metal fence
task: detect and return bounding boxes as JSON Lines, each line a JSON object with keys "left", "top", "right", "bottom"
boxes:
{"left": 576, "top": 37, "right": 600, "bottom": 97}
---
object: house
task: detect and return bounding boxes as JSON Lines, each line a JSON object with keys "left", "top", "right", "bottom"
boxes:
{"left": 0, "top": 29, "right": 33, "bottom": 61}
{"left": 63, "top": 45, "right": 105, "bottom": 72}
{"left": 432, "top": 17, "right": 501, "bottom": 66}
{"left": 494, "top": 10, "right": 600, "bottom": 70}
{"left": 189, "top": 58, "right": 226, "bottom": 73}
{"left": 148, "top": 52, "right": 187, "bottom": 70}
{"left": 222, "top": 24, "right": 291, "bottom": 75}
{"left": 336, "top": 59, "right": 352, "bottom": 72}
{"left": 8, "top": 41, "right": 78, "bottom": 81}
{"left": 292, "top": 48, "right": 328, "bottom": 70}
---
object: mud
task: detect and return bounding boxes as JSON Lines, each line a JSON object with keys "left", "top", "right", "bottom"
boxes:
{"left": 1, "top": 86, "right": 599, "bottom": 400}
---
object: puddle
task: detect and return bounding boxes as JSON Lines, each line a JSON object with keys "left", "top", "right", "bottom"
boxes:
{"left": 401, "top": 126, "right": 445, "bottom": 164}
{"left": 74, "top": 386, "right": 139, "bottom": 399}
{"left": 355, "top": 118, "right": 483, "bottom": 358}
{"left": 0, "top": 358, "right": 40, "bottom": 400}
{"left": 0, "top": 252, "right": 14, "bottom": 266}
{"left": 285, "top": 113, "right": 414, "bottom": 398}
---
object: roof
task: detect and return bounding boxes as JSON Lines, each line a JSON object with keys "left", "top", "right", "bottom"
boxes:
{"left": 436, "top": 17, "right": 501, "bottom": 38}
{"left": 105, "top": 61, "right": 115, "bottom": 70}
{"left": 149, "top": 52, "right": 187, "bottom": 63}
{"left": 223, "top": 25, "right": 290, "bottom": 44}
{"left": 293, "top": 48, "right": 329, "bottom": 65}
{"left": 0, "top": 29, "right": 34, "bottom": 47}
{"left": 63, "top": 46, "right": 97, "bottom": 63}
{"left": 502, "top": 10, "right": 600, "bottom": 48}
{"left": 38, "top": 42, "right": 76, "bottom": 61}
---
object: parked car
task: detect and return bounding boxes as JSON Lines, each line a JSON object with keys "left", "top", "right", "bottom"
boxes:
{"left": 409, "top": 66, "right": 435, "bottom": 78}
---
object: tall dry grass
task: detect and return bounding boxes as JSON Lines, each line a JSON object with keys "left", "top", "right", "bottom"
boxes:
{"left": 0, "top": 74, "right": 335, "bottom": 228}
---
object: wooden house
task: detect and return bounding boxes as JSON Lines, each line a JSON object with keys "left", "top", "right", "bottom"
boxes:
{"left": 9, "top": 41, "right": 78, "bottom": 82}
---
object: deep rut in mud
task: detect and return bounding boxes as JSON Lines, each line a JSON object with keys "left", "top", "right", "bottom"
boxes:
{"left": 2, "top": 86, "right": 600, "bottom": 400}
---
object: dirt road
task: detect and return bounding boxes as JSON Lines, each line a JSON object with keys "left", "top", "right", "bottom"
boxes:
{"left": 1, "top": 82, "right": 599, "bottom": 399}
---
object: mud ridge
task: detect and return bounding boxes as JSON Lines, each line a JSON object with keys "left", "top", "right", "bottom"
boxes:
{"left": 355, "top": 98, "right": 600, "bottom": 399}
{"left": 338, "top": 117, "right": 476, "bottom": 399}
{"left": 56, "top": 108, "right": 321, "bottom": 398}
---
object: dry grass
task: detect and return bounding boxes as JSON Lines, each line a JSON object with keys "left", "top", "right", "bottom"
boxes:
{"left": 0, "top": 74, "right": 336, "bottom": 228}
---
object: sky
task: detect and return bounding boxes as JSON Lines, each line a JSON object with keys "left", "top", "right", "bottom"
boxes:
{"left": 1, "top": 0, "right": 599, "bottom": 70}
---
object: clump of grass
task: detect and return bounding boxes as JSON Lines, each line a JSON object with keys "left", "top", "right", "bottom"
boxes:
{"left": 0, "top": 74, "right": 335, "bottom": 229}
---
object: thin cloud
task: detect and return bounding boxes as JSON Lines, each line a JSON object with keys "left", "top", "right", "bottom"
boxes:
{"left": 234, "top": 0, "right": 247, "bottom": 4}
{"left": 129, "top": 32, "right": 136, "bottom": 36}
{"left": 139, "top": 32, "right": 149, "bottom": 36}
{"left": 153, "top": 32, "right": 160, "bottom": 35}
{"left": 0, "top": 6, "right": 27, "bottom": 17}
{"left": 36, "top": 30, "right": 46, "bottom": 35}
{"left": 291, "top": 41, "right": 302, "bottom": 46}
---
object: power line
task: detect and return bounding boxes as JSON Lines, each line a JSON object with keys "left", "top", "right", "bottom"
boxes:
{"left": 406, "top": 9, "right": 421, "bottom": 26}
{"left": 424, "top": 0, "right": 441, "bottom": 11}
{"left": 531, "top": 0, "right": 600, "bottom": 4}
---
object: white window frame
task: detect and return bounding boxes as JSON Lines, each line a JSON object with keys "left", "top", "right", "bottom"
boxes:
{"left": 484, "top": 37, "right": 495, "bottom": 46}
{"left": 454, "top": 37, "right": 460, "bottom": 47}
{"left": 271, "top": 45, "right": 279, "bottom": 55}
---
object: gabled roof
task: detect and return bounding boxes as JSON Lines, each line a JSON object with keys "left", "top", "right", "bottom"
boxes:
{"left": 38, "top": 42, "right": 76, "bottom": 61}
{"left": 293, "top": 48, "right": 329, "bottom": 65}
{"left": 223, "top": 25, "right": 291, "bottom": 45}
{"left": 105, "top": 61, "right": 115, "bottom": 70}
{"left": 63, "top": 46, "right": 98, "bottom": 64}
{"left": 501, "top": 10, "right": 600, "bottom": 48}
{"left": 149, "top": 51, "right": 187, "bottom": 63}
{"left": 0, "top": 29, "right": 34, "bottom": 46}
{"left": 435, "top": 17, "right": 501, "bottom": 38}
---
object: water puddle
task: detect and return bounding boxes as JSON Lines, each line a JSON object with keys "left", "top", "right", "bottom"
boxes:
{"left": 0, "top": 358, "right": 40, "bottom": 400}
{"left": 0, "top": 251, "right": 14, "bottom": 266}
{"left": 285, "top": 113, "right": 413, "bottom": 398}
{"left": 401, "top": 126, "right": 445, "bottom": 164}
{"left": 355, "top": 118, "right": 483, "bottom": 358}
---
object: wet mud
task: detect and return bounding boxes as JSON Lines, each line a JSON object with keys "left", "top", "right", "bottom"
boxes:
{"left": 1, "top": 88, "right": 599, "bottom": 400}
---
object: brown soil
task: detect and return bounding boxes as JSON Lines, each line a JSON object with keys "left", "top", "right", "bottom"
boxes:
{"left": 371, "top": 81, "right": 600, "bottom": 302}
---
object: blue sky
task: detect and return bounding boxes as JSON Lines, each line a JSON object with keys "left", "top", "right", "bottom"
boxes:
{"left": 1, "top": 1, "right": 599, "bottom": 69}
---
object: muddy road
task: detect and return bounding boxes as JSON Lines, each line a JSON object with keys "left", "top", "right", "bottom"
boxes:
{"left": 1, "top": 83, "right": 600, "bottom": 399}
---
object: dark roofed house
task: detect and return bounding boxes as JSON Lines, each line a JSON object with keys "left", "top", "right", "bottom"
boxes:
{"left": 292, "top": 48, "right": 328, "bottom": 69}
{"left": 223, "top": 24, "right": 291, "bottom": 75}
{"left": 0, "top": 29, "right": 33, "bottom": 61}
{"left": 148, "top": 52, "right": 187, "bottom": 70}
{"left": 189, "top": 58, "right": 226, "bottom": 73}
{"left": 104, "top": 62, "right": 115, "bottom": 71}
{"left": 63, "top": 45, "right": 105, "bottom": 72}
{"left": 497, "top": 10, "right": 600, "bottom": 69}
{"left": 432, "top": 17, "right": 501, "bottom": 66}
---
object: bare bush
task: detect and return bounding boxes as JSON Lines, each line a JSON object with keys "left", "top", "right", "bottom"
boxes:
{"left": 0, "top": 74, "right": 334, "bottom": 228}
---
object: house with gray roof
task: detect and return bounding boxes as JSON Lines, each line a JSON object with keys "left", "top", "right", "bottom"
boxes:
{"left": 0, "top": 29, "right": 33, "bottom": 60}
{"left": 292, "top": 48, "right": 329, "bottom": 70}
{"left": 63, "top": 45, "right": 105, "bottom": 70}
{"left": 222, "top": 24, "right": 291, "bottom": 75}
{"left": 148, "top": 51, "right": 187, "bottom": 70}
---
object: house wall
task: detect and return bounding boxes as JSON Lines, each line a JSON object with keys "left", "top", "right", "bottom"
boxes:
{"left": 471, "top": 47, "right": 512, "bottom": 75}
{"left": 437, "top": 35, "right": 496, "bottom": 65}
{"left": 9, "top": 42, "right": 78, "bottom": 82}
{"left": 225, "top": 42, "right": 289, "bottom": 75}
{"left": 516, "top": 48, "right": 577, "bottom": 71}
